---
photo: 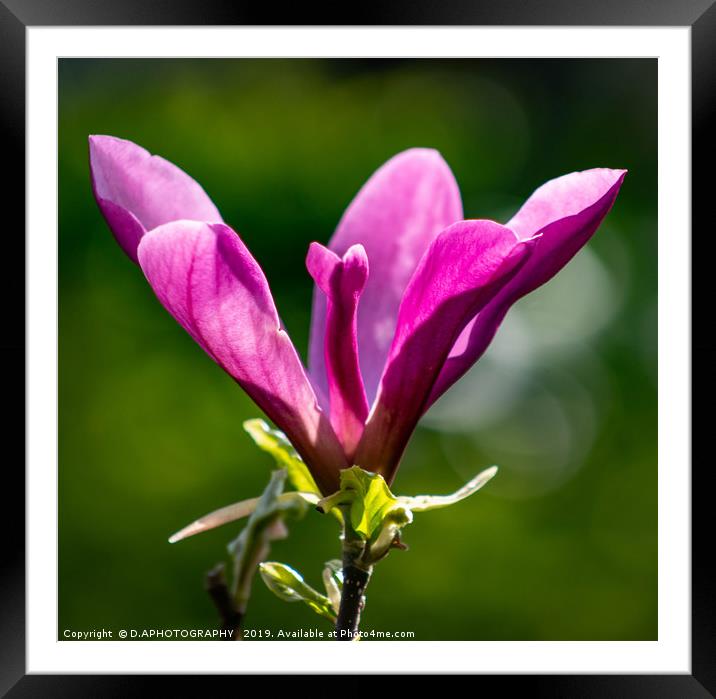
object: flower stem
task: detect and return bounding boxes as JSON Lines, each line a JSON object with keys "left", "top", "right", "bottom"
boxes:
{"left": 206, "top": 563, "right": 243, "bottom": 640}
{"left": 335, "top": 503, "right": 372, "bottom": 640}
{"left": 335, "top": 558, "right": 372, "bottom": 640}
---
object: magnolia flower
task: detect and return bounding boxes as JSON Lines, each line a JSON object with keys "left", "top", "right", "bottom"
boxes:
{"left": 89, "top": 135, "right": 625, "bottom": 495}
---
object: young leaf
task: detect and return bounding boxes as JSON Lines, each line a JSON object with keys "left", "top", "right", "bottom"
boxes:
{"left": 367, "top": 507, "right": 413, "bottom": 562}
{"left": 244, "top": 418, "right": 321, "bottom": 495}
{"left": 337, "top": 466, "right": 399, "bottom": 539}
{"left": 228, "top": 470, "right": 308, "bottom": 610}
{"left": 322, "top": 559, "right": 343, "bottom": 614}
{"left": 397, "top": 466, "right": 499, "bottom": 512}
{"left": 317, "top": 465, "right": 500, "bottom": 567}
{"left": 259, "top": 562, "right": 337, "bottom": 622}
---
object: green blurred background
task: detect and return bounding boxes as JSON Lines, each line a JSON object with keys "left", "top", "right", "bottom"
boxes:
{"left": 59, "top": 59, "right": 657, "bottom": 641}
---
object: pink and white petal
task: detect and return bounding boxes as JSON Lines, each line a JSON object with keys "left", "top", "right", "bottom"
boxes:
{"left": 355, "top": 220, "right": 533, "bottom": 483}
{"left": 507, "top": 168, "right": 628, "bottom": 244}
{"left": 309, "top": 148, "right": 463, "bottom": 405}
{"left": 137, "top": 220, "right": 347, "bottom": 494}
{"left": 306, "top": 242, "right": 369, "bottom": 458}
{"left": 428, "top": 168, "right": 627, "bottom": 407}
{"left": 89, "top": 135, "right": 223, "bottom": 262}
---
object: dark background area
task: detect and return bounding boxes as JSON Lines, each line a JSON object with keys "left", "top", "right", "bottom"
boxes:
{"left": 58, "top": 58, "right": 657, "bottom": 640}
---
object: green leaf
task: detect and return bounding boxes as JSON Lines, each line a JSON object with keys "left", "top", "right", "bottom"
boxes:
{"left": 244, "top": 419, "right": 321, "bottom": 495}
{"left": 397, "top": 466, "right": 499, "bottom": 512}
{"left": 317, "top": 465, "right": 500, "bottom": 566}
{"left": 320, "top": 466, "right": 399, "bottom": 539}
{"left": 259, "top": 562, "right": 336, "bottom": 622}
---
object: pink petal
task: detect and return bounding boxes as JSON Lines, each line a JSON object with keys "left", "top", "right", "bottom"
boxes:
{"left": 429, "top": 169, "right": 627, "bottom": 408}
{"left": 355, "top": 220, "right": 534, "bottom": 483}
{"left": 89, "top": 135, "right": 222, "bottom": 263}
{"left": 306, "top": 242, "right": 369, "bottom": 459}
{"left": 137, "top": 221, "right": 348, "bottom": 494}
{"left": 309, "top": 148, "right": 463, "bottom": 405}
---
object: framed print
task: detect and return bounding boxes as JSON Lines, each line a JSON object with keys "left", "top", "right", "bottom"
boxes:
{"left": 3, "top": 0, "right": 712, "bottom": 694}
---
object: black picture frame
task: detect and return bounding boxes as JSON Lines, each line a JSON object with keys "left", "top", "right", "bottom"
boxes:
{"left": 2, "top": 1, "right": 711, "bottom": 694}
